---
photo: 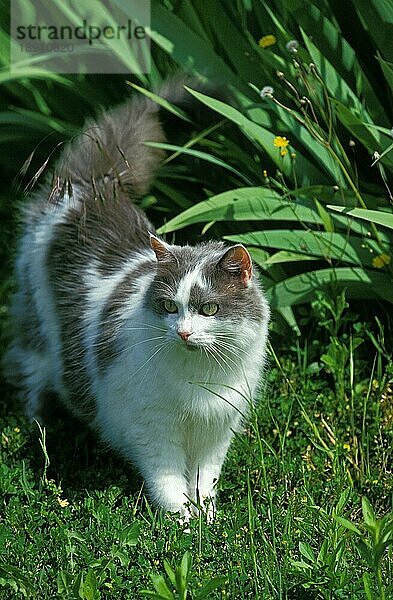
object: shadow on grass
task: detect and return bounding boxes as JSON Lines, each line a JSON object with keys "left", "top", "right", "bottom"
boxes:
{"left": 0, "top": 376, "right": 143, "bottom": 501}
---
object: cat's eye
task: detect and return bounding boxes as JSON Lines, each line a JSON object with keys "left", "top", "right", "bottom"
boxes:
{"left": 163, "top": 299, "right": 178, "bottom": 314}
{"left": 200, "top": 302, "right": 219, "bottom": 316}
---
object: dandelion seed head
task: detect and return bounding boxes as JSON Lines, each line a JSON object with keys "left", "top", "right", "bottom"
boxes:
{"left": 371, "top": 151, "right": 381, "bottom": 166}
{"left": 260, "top": 85, "right": 274, "bottom": 98}
{"left": 286, "top": 40, "right": 299, "bottom": 53}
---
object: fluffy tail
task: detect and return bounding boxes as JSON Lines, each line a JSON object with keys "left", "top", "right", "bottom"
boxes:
{"left": 55, "top": 89, "right": 166, "bottom": 201}
{"left": 54, "top": 75, "right": 217, "bottom": 203}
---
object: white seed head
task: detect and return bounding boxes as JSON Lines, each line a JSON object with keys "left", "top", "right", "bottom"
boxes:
{"left": 286, "top": 40, "right": 299, "bottom": 53}
{"left": 260, "top": 85, "right": 274, "bottom": 98}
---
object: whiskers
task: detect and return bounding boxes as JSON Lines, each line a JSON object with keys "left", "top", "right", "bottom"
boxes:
{"left": 202, "top": 332, "right": 249, "bottom": 378}
{"left": 122, "top": 321, "right": 168, "bottom": 334}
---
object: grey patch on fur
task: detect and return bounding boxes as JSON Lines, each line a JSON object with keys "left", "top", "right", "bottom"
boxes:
{"left": 55, "top": 96, "right": 166, "bottom": 201}
{"left": 146, "top": 242, "right": 267, "bottom": 323}
{"left": 96, "top": 260, "right": 154, "bottom": 373}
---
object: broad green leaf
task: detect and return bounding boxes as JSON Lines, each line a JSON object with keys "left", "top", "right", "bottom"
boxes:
{"left": 148, "top": 574, "right": 173, "bottom": 600}
{"left": 277, "top": 305, "right": 301, "bottom": 334}
{"left": 362, "top": 497, "right": 376, "bottom": 527}
{"left": 120, "top": 522, "right": 140, "bottom": 546}
{"left": 177, "top": 551, "right": 192, "bottom": 590}
{"left": 157, "top": 187, "right": 323, "bottom": 234}
{"left": 224, "top": 229, "right": 389, "bottom": 268}
{"left": 81, "top": 570, "right": 100, "bottom": 600}
{"left": 328, "top": 205, "right": 393, "bottom": 230}
{"left": 256, "top": 98, "right": 339, "bottom": 182}
{"left": 377, "top": 55, "right": 393, "bottom": 93}
{"left": 357, "top": 539, "right": 374, "bottom": 569}
{"left": 292, "top": 185, "right": 381, "bottom": 210}
{"left": 301, "top": 30, "right": 369, "bottom": 116}
{"left": 196, "top": 577, "right": 226, "bottom": 599}
{"left": 362, "top": 572, "right": 373, "bottom": 600}
{"left": 57, "top": 570, "right": 72, "bottom": 595}
{"left": 149, "top": 4, "right": 237, "bottom": 84}
{"left": 316, "top": 539, "right": 329, "bottom": 565}
{"left": 332, "top": 100, "right": 382, "bottom": 150}
{"left": 127, "top": 82, "right": 192, "bottom": 122}
{"left": 334, "top": 516, "right": 362, "bottom": 535}
{"left": 264, "top": 250, "right": 318, "bottom": 265}
{"left": 266, "top": 267, "right": 393, "bottom": 308}
{"left": 139, "top": 593, "right": 172, "bottom": 600}
{"left": 185, "top": 87, "right": 324, "bottom": 183}
{"left": 289, "top": 559, "right": 313, "bottom": 570}
{"left": 0, "top": 109, "right": 72, "bottom": 133}
{"left": 145, "top": 142, "right": 249, "bottom": 183}
{"left": 0, "top": 68, "right": 69, "bottom": 85}
{"left": 335, "top": 488, "right": 351, "bottom": 514}
{"left": 286, "top": 0, "right": 386, "bottom": 125}
{"left": 163, "top": 561, "right": 176, "bottom": 589}
{"left": 351, "top": 0, "right": 393, "bottom": 62}
{"left": 299, "top": 541, "right": 316, "bottom": 563}
{"left": 0, "top": 564, "right": 36, "bottom": 595}
{"left": 315, "top": 199, "right": 334, "bottom": 232}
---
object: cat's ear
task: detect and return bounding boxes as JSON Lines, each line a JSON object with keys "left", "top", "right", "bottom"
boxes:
{"left": 218, "top": 245, "right": 253, "bottom": 287}
{"left": 149, "top": 233, "right": 175, "bottom": 263}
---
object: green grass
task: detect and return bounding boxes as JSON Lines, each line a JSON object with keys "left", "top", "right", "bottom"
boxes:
{"left": 1, "top": 300, "right": 392, "bottom": 599}
{"left": 1, "top": 2, "right": 393, "bottom": 597}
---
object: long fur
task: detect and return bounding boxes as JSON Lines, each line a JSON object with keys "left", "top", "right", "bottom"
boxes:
{"left": 4, "top": 80, "right": 270, "bottom": 519}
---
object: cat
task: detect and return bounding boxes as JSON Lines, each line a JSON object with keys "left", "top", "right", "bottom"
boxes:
{"left": 4, "top": 81, "right": 270, "bottom": 519}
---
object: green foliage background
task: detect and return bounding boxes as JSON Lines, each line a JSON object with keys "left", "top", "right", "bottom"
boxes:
{"left": 0, "top": 1, "right": 393, "bottom": 598}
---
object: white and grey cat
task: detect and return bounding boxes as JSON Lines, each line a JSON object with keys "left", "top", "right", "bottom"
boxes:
{"left": 5, "top": 83, "right": 270, "bottom": 518}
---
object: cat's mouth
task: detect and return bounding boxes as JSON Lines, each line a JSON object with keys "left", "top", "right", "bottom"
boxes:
{"left": 184, "top": 343, "right": 199, "bottom": 352}
{"left": 178, "top": 338, "right": 201, "bottom": 352}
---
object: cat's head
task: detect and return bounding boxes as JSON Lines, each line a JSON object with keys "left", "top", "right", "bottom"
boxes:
{"left": 145, "top": 234, "right": 269, "bottom": 354}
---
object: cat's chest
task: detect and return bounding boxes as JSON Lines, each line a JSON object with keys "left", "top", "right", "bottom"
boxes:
{"left": 96, "top": 336, "right": 251, "bottom": 419}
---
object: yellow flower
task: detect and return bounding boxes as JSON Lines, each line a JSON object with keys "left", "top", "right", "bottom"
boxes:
{"left": 372, "top": 253, "right": 391, "bottom": 268}
{"left": 263, "top": 169, "right": 268, "bottom": 177}
{"left": 343, "top": 443, "right": 351, "bottom": 451}
{"left": 258, "top": 34, "right": 276, "bottom": 49}
{"left": 274, "top": 136, "right": 290, "bottom": 148}
{"left": 57, "top": 497, "right": 69, "bottom": 508}
{"left": 280, "top": 148, "right": 288, "bottom": 157}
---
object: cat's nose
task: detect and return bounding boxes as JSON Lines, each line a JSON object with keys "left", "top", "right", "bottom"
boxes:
{"left": 177, "top": 330, "right": 192, "bottom": 342}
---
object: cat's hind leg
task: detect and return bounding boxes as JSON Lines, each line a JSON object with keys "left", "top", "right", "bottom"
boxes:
{"left": 3, "top": 270, "right": 55, "bottom": 422}
{"left": 4, "top": 343, "right": 54, "bottom": 422}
